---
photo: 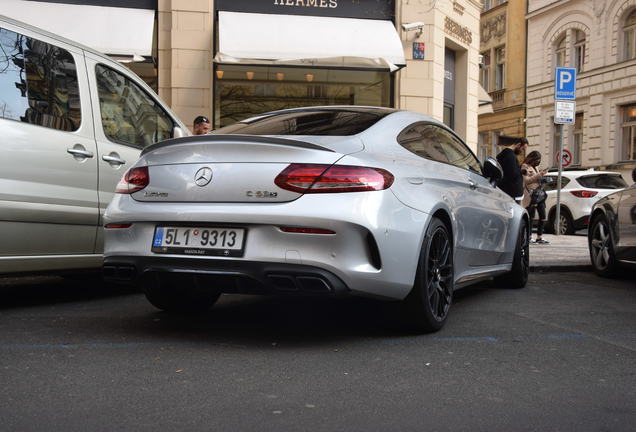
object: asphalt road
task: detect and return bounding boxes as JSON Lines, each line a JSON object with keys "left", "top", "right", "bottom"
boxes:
{"left": 0, "top": 272, "right": 634, "bottom": 432}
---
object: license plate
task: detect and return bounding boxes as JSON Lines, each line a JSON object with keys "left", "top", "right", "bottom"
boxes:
{"left": 151, "top": 226, "right": 246, "bottom": 257}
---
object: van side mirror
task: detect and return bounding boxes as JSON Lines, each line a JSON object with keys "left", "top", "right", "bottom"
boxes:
{"left": 173, "top": 126, "right": 186, "bottom": 138}
{"left": 632, "top": 167, "right": 636, "bottom": 183}
{"left": 483, "top": 157, "right": 503, "bottom": 186}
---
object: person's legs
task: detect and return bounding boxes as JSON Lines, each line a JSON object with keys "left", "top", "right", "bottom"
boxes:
{"left": 535, "top": 202, "right": 549, "bottom": 244}
{"left": 526, "top": 205, "right": 537, "bottom": 242}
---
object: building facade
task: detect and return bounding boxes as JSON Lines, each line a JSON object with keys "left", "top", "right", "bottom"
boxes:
{"left": 158, "top": 0, "right": 483, "bottom": 150}
{"left": 478, "top": 0, "right": 527, "bottom": 161}
{"left": 527, "top": 0, "right": 636, "bottom": 179}
{"left": 3, "top": 0, "right": 483, "bottom": 150}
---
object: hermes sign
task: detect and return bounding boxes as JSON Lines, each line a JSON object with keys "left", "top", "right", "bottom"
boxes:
{"left": 216, "top": 0, "right": 394, "bottom": 20}
{"left": 444, "top": 16, "right": 472, "bottom": 45}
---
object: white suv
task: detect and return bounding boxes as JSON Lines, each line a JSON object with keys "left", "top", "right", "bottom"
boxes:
{"left": 542, "top": 169, "right": 627, "bottom": 235}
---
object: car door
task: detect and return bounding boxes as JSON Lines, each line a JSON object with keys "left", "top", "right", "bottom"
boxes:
{"left": 83, "top": 53, "right": 181, "bottom": 253}
{"left": 394, "top": 123, "right": 512, "bottom": 268}
{"left": 0, "top": 24, "right": 98, "bottom": 259}
{"left": 433, "top": 127, "right": 513, "bottom": 267}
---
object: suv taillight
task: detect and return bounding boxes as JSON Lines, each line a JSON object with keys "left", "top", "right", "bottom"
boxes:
{"left": 115, "top": 166, "right": 149, "bottom": 194}
{"left": 570, "top": 190, "right": 598, "bottom": 198}
{"left": 274, "top": 164, "right": 394, "bottom": 194}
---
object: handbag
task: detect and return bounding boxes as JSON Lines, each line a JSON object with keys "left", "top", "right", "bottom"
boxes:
{"left": 530, "top": 186, "right": 547, "bottom": 205}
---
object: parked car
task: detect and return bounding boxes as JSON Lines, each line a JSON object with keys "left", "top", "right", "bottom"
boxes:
{"left": 103, "top": 107, "right": 529, "bottom": 333}
{"left": 542, "top": 169, "right": 628, "bottom": 235}
{"left": 0, "top": 15, "right": 188, "bottom": 275}
{"left": 588, "top": 167, "right": 636, "bottom": 276}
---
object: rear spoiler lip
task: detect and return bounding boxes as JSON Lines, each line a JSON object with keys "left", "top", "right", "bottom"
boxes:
{"left": 141, "top": 134, "right": 335, "bottom": 156}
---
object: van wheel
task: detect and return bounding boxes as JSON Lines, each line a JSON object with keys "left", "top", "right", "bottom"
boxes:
{"left": 404, "top": 218, "right": 454, "bottom": 333}
{"left": 496, "top": 219, "right": 529, "bottom": 288}
{"left": 142, "top": 273, "right": 220, "bottom": 313}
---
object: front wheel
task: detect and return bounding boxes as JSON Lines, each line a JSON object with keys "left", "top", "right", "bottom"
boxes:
{"left": 403, "top": 218, "right": 454, "bottom": 333}
{"left": 548, "top": 207, "right": 575, "bottom": 235}
{"left": 496, "top": 218, "right": 529, "bottom": 288}
{"left": 589, "top": 214, "right": 619, "bottom": 277}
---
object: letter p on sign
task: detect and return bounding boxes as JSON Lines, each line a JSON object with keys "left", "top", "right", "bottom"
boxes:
{"left": 555, "top": 67, "right": 577, "bottom": 100}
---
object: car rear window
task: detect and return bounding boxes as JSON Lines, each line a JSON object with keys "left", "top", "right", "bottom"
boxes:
{"left": 577, "top": 174, "right": 627, "bottom": 189}
{"left": 212, "top": 109, "right": 395, "bottom": 136}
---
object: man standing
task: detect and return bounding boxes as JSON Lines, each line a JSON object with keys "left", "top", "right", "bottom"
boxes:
{"left": 193, "top": 116, "right": 211, "bottom": 135}
{"left": 496, "top": 135, "right": 529, "bottom": 204}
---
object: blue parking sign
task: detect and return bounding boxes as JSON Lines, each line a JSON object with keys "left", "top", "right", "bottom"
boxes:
{"left": 555, "top": 67, "right": 576, "bottom": 100}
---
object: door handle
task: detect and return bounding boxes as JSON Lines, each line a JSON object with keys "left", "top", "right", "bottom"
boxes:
{"left": 102, "top": 155, "right": 126, "bottom": 165}
{"left": 67, "top": 148, "right": 94, "bottom": 158}
{"left": 468, "top": 180, "right": 477, "bottom": 190}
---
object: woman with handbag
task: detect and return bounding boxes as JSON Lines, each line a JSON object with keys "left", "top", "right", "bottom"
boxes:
{"left": 522, "top": 151, "right": 550, "bottom": 244}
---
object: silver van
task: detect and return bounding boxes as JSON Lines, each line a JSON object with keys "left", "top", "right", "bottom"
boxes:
{"left": 0, "top": 15, "right": 188, "bottom": 274}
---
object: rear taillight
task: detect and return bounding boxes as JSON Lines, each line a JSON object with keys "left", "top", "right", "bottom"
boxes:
{"left": 115, "top": 167, "right": 149, "bottom": 194}
{"left": 570, "top": 190, "right": 598, "bottom": 198}
{"left": 274, "top": 164, "right": 394, "bottom": 194}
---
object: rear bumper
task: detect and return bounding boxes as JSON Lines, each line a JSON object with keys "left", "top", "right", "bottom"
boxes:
{"left": 104, "top": 256, "right": 349, "bottom": 295}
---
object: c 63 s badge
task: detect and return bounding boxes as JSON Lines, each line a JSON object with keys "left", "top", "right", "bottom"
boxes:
{"left": 246, "top": 191, "right": 278, "bottom": 198}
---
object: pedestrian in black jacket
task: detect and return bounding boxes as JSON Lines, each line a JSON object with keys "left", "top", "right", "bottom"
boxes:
{"left": 496, "top": 135, "right": 529, "bottom": 203}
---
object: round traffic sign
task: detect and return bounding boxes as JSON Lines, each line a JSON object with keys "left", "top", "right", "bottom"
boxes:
{"left": 555, "top": 149, "right": 573, "bottom": 167}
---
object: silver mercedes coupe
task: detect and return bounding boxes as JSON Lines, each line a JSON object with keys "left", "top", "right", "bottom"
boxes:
{"left": 103, "top": 107, "right": 529, "bottom": 333}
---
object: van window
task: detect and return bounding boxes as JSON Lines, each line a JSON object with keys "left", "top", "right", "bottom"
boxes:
{"left": 0, "top": 27, "right": 81, "bottom": 131}
{"left": 95, "top": 64, "right": 173, "bottom": 147}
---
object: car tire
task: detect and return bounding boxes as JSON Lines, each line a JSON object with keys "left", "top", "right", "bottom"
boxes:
{"left": 142, "top": 272, "right": 221, "bottom": 313}
{"left": 549, "top": 207, "right": 575, "bottom": 235}
{"left": 589, "top": 214, "right": 620, "bottom": 277}
{"left": 403, "top": 217, "right": 454, "bottom": 333}
{"left": 496, "top": 218, "right": 529, "bottom": 289}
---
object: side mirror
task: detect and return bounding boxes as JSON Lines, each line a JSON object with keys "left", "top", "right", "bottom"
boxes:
{"left": 483, "top": 157, "right": 503, "bottom": 186}
{"left": 632, "top": 167, "right": 636, "bottom": 183}
{"left": 173, "top": 126, "right": 186, "bottom": 138}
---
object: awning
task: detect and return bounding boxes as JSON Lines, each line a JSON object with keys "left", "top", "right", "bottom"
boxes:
{"left": 214, "top": 12, "right": 406, "bottom": 72}
{"left": 2, "top": 0, "right": 155, "bottom": 57}
{"left": 478, "top": 85, "right": 494, "bottom": 115}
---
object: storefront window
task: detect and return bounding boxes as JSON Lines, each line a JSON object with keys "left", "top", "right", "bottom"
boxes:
{"left": 213, "top": 65, "right": 391, "bottom": 128}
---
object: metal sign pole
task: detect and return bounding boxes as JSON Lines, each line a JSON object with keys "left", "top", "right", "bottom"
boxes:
{"left": 555, "top": 124, "right": 563, "bottom": 236}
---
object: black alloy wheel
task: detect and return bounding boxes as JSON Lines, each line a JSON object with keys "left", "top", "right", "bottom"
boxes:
{"left": 496, "top": 218, "right": 529, "bottom": 288}
{"left": 405, "top": 217, "right": 454, "bottom": 333}
{"left": 589, "top": 214, "right": 619, "bottom": 277}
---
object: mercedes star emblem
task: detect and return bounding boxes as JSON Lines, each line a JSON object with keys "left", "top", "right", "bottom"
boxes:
{"left": 194, "top": 167, "right": 213, "bottom": 187}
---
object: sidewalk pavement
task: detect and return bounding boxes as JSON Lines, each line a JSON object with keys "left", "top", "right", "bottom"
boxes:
{"left": 529, "top": 233, "right": 591, "bottom": 272}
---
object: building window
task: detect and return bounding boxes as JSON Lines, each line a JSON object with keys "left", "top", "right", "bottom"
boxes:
{"left": 624, "top": 9, "right": 636, "bottom": 60}
{"left": 483, "top": 0, "right": 492, "bottom": 11}
{"left": 573, "top": 113, "right": 583, "bottom": 166}
{"left": 573, "top": 30, "right": 585, "bottom": 72}
{"left": 555, "top": 35, "right": 566, "bottom": 69}
{"left": 480, "top": 51, "right": 491, "bottom": 92}
{"left": 495, "top": 46, "right": 505, "bottom": 90}
{"left": 621, "top": 104, "right": 636, "bottom": 161}
{"left": 478, "top": 132, "right": 489, "bottom": 161}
